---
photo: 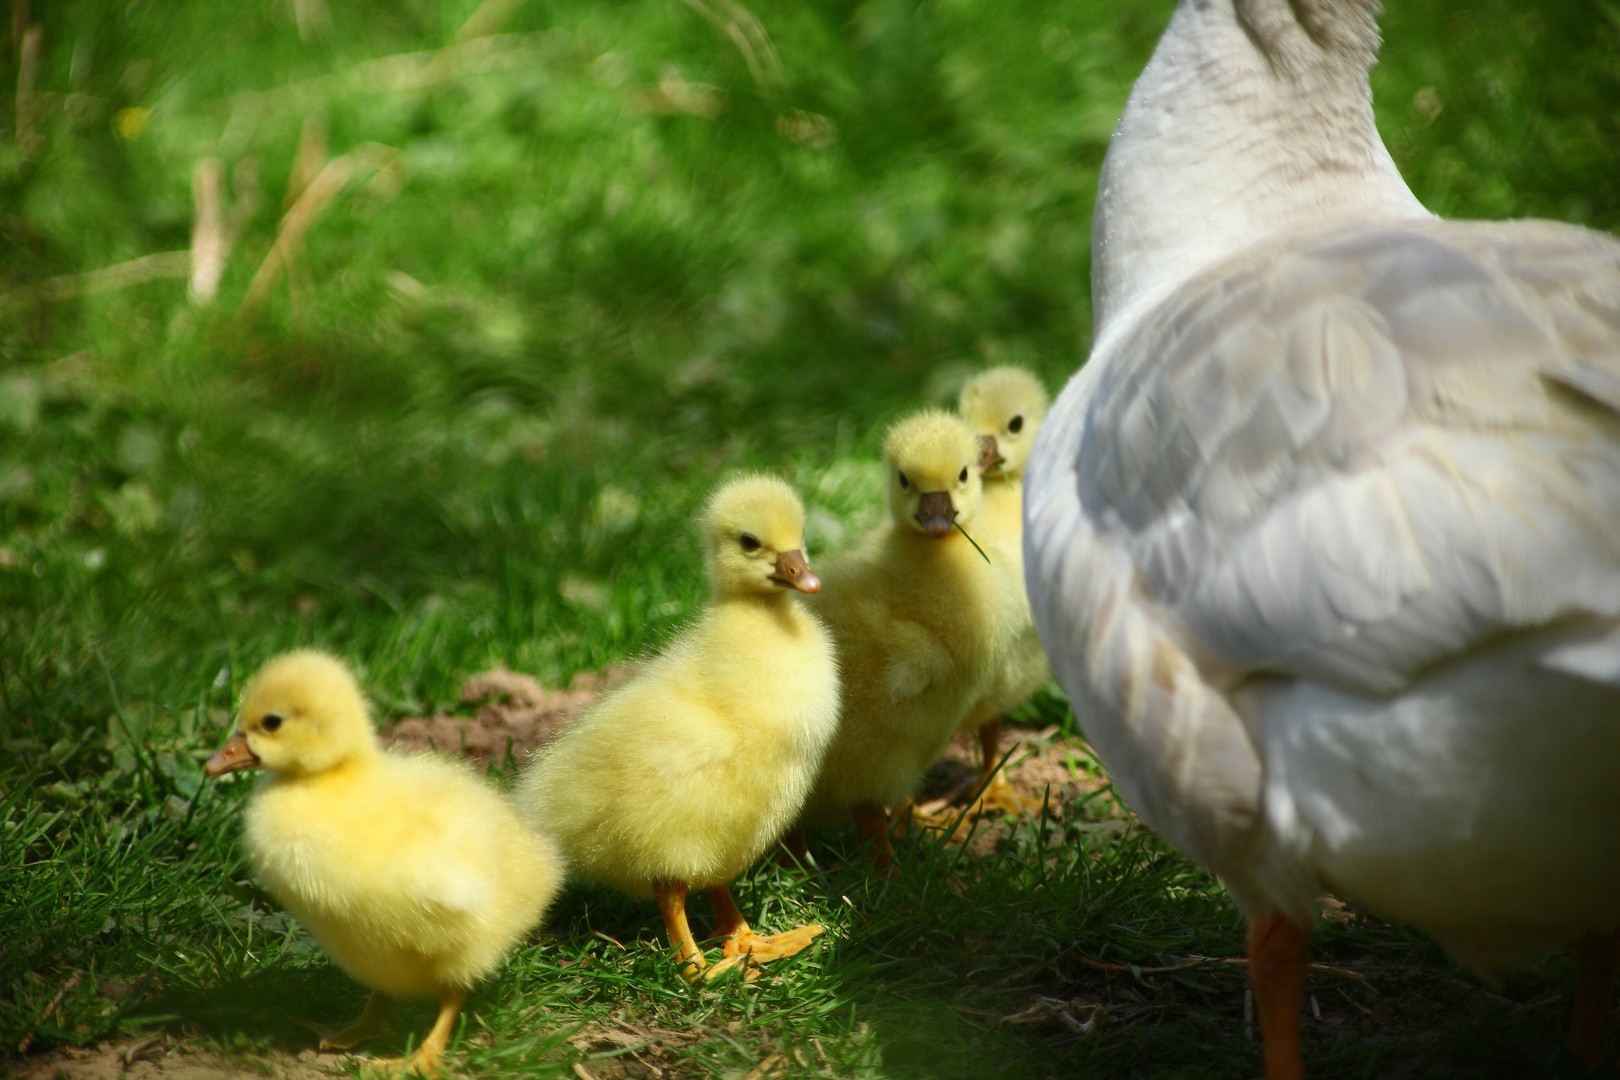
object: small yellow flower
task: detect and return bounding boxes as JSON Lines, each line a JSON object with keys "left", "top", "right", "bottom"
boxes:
{"left": 113, "top": 107, "right": 150, "bottom": 140}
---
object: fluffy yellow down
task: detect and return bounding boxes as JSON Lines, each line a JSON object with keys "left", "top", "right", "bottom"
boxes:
{"left": 798, "top": 410, "right": 1019, "bottom": 820}
{"left": 234, "top": 650, "right": 563, "bottom": 999}
{"left": 521, "top": 474, "right": 840, "bottom": 898}
{"left": 955, "top": 367, "right": 1052, "bottom": 734}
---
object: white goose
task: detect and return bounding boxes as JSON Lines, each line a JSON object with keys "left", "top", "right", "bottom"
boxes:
{"left": 1023, "top": 2, "right": 1620, "bottom": 1077}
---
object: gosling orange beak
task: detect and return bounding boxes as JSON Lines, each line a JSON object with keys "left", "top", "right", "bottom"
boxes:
{"left": 205, "top": 731, "right": 260, "bottom": 777}
{"left": 915, "top": 492, "right": 956, "bottom": 538}
{"left": 770, "top": 549, "right": 820, "bottom": 593}
{"left": 977, "top": 435, "right": 1005, "bottom": 474}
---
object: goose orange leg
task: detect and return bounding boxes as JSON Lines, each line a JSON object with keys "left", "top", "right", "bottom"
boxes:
{"left": 1247, "top": 910, "right": 1310, "bottom": 1080}
{"left": 852, "top": 801, "right": 898, "bottom": 877}
{"left": 1568, "top": 931, "right": 1620, "bottom": 1071}
{"left": 652, "top": 878, "right": 705, "bottom": 981}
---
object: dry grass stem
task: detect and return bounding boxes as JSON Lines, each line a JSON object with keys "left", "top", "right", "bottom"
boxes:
{"left": 740, "top": 1050, "right": 789, "bottom": 1080}
{"left": 451, "top": 0, "right": 526, "bottom": 44}
{"left": 15, "top": 22, "right": 40, "bottom": 157}
{"left": 237, "top": 153, "right": 355, "bottom": 319}
{"left": 34, "top": 252, "right": 191, "bottom": 301}
{"left": 289, "top": 0, "right": 331, "bottom": 42}
{"left": 235, "top": 34, "right": 545, "bottom": 111}
{"left": 189, "top": 159, "right": 226, "bottom": 306}
{"left": 428, "top": 0, "right": 534, "bottom": 89}
{"left": 679, "top": 0, "right": 782, "bottom": 90}
{"left": 285, "top": 115, "right": 329, "bottom": 210}
{"left": 238, "top": 144, "right": 395, "bottom": 320}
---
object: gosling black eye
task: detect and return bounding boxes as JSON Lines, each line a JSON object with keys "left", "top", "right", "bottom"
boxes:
{"left": 898, "top": 471, "right": 909, "bottom": 489}
{"left": 959, "top": 466, "right": 969, "bottom": 483}
{"left": 1008, "top": 414, "right": 1024, "bottom": 434}
{"left": 262, "top": 714, "right": 284, "bottom": 732}
{"left": 739, "top": 534, "right": 761, "bottom": 552}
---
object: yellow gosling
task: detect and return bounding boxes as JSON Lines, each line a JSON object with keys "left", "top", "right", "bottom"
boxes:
{"left": 521, "top": 475, "right": 839, "bottom": 980}
{"left": 788, "top": 410, "right": 1015, "bottom": 871}
{"left": 950, "top": 366, "right": 1052, "bottom": 819}
{"left": 205, "top": 650, "right": 563, "bottom": 1076}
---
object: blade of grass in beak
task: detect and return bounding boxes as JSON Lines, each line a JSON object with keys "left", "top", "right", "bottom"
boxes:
{"left": 954, "top": 521, "right": 991, "bottom": 564}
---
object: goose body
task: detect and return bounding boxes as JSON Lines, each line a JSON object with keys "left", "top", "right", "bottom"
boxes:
{"left": 1023, "top": 1, "right": 1620, "bottom": 1073}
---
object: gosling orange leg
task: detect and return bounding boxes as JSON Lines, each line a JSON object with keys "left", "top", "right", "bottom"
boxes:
{"left": 298, "top": 989, "right": 397, "bottom": 1049}
{"left": 890, "top": 796, "right": 917, "bottom": 837}
{"left": 705, "top": 884, "right": 824, "bottom": 969}
{"left": 1568, "top": 931, "right": 1620, "bottom": 1071}
{"left": 977, "top": 719, "right": 1003, "bottom": 786}
{"left": 383, "top": 986, "right": 465, "bottom": 1077}
{"left": 974, "top": 720, "right": 1048, "bottom": 818}
{"left": 700, "top": 885, "right": 760, "bottom": 981}
{"left": 708, "top": 882, "right": 752, "bottom": 945}
{"left": 652, "top": 878, "right": 705, "bottom": 980}
{"left": 775, "top": 827, "right": 811, "bottom": 869}
{"left": 852, "top": 801, "right": 898, "bottom": 878}
{"left": 1247, "top": 910, "right": 1310, "bottom": 1080}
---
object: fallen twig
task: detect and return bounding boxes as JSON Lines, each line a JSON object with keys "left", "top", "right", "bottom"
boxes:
{"left": 741, "top": 1050, "right": 788, "bottom": 1080}
{"left": 1073, "top": 953, "right": 1373, "bottom": 990}
{"left": 16, "top": 973, "right": 80, "bottom": 1054}
{"left": 1002, "top": 995, "right": 1099, "bottom": 1037}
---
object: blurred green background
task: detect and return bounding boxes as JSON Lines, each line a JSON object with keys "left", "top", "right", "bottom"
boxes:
{"left": 2, "top": 0, "right": 1617, "bottom": 732}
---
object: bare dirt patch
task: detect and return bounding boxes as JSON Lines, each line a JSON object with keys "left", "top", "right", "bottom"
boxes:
{"left": 383, "top": 664, "right": 636, "bottom": 770}
{"left": 13, "top": 1037, "right": 341, "bottom": 1080}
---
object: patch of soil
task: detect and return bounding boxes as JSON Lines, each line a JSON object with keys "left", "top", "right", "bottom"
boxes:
{"left": 909, "top": 723, "right": 1120, "bottom": 855}
{"left": 383, "top": 664, "right": 636, "bottom": 770}
{"left": 565, "top": 1019, "right": 702, "bottom": 1080}
{"left": 13, "top": 1037, "right": 340, "bottom": 1080}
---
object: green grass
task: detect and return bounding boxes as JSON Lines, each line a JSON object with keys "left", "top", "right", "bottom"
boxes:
{"left": 3, "top": 0, "right": 1619, "bottom": 1076}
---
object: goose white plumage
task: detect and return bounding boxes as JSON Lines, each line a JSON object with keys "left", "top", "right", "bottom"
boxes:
{"left": 1023, "top": 2, "right": 1620, "bottom": 1076}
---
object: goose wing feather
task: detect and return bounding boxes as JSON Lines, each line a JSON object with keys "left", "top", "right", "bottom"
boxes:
{"left": 1075, "top": 219, "right": 1620, "bottom": 697}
